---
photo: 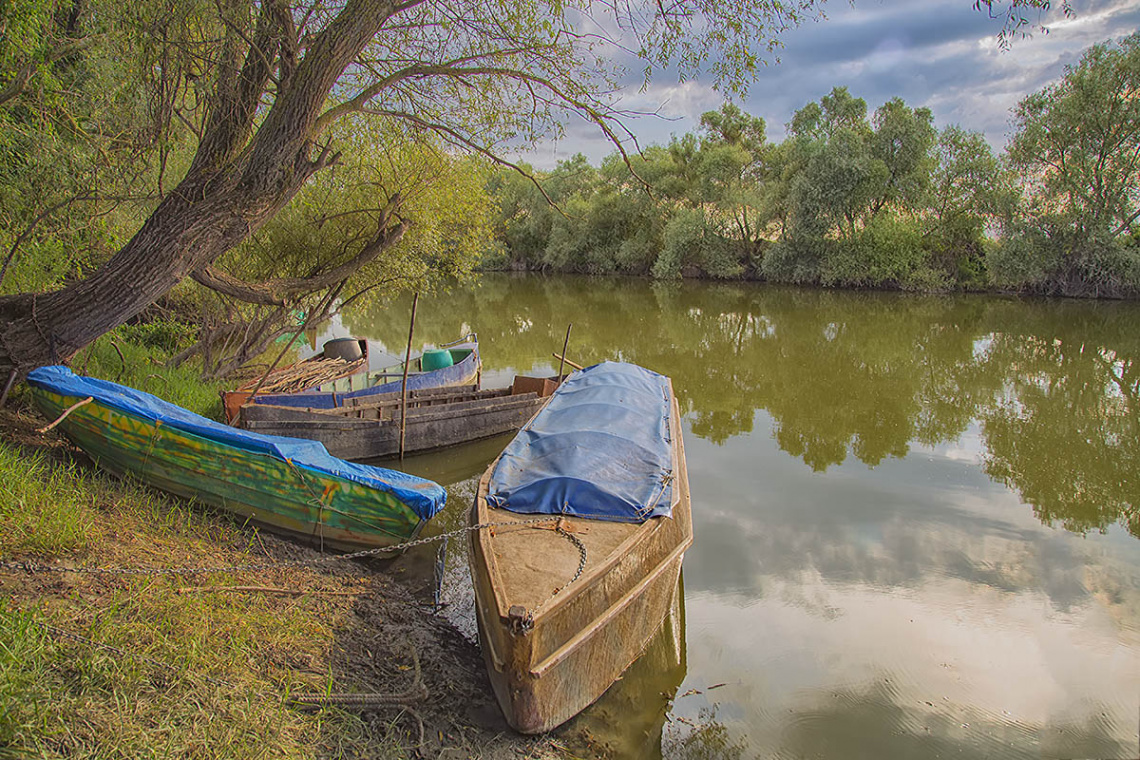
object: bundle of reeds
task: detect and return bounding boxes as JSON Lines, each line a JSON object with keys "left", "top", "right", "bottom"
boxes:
{"left": 240, "top": 356, "right": 367, "bottom": 394}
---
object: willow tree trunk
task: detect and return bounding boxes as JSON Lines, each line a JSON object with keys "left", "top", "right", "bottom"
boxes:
{"left": 0, "top": 183, "right": 281, "bottom": 374}
{"left": 0, "top": 0, "right": 400, "bottom": 382}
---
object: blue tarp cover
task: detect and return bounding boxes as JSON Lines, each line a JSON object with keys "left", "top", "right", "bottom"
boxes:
{"left": 27, "top": 366, "right": 446, "bottom": 521}
{"left": 487, "top": 361, "right": 675, "bottom": 523}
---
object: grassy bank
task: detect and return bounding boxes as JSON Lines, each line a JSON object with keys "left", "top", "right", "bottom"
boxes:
{"left": 0, "top": 414, "right": 414, "bottom": 759}
{"left": 0, "top": 316, "right": 587, "bottom": 759}
{"left": 0, "top": 324, "right": 550, "bottom": 759}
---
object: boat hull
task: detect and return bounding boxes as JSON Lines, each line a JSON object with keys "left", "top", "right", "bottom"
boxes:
{"left": 254, "top": 339, "right": 480, "bottom": 411}
{"left": 31, "top": 387, "right": 429, "bottom": 551}
{"left": 220, "top": 338, "right": 370, "bottom": 423}
{"left": 240, "top": 384, "right": 546, "bottom": 460}
{"left": 469, "top": 382, "right": 692, "bottom": 733}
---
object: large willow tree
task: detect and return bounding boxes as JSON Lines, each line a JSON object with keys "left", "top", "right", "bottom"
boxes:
{"left": 0, "top": 0, "right": 1065, "bottom": 381}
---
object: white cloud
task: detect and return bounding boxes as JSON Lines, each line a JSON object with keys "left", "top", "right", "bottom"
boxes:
{"left": 529, "top": 0, "right": 1140, "bottom": 161}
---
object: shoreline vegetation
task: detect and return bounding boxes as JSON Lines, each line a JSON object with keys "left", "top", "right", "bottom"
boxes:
{"left": 483, "top": 35, "right": 1140, "bottom": 300}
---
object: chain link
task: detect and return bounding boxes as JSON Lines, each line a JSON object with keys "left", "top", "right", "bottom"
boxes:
{"left": 0, "top": 516, "right": 565, "bottom": 578}
{"left": 552, "top": 524, "right": 588, "bottom": 594}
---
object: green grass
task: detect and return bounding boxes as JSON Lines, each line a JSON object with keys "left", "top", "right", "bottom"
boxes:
{"left": 0, "top": 442, "right": 94, "bottom": 556}
{"left": 0, "top": 432, "right": 407, "bottom": 759}
{"left": 69, "top": 321, "right": 227, "bottom": 419}
{"left": 0, "top": 326, "right": 422, "bottom": 758}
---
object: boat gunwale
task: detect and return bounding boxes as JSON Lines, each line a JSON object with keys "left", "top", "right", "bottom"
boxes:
{"left": 244, "top": 387, "right": 531, "bottom": 421}
{"left": 321, "top": 336, "right": 479, "bottom": 391}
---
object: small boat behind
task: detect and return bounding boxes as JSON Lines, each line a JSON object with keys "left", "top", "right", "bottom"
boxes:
{"left": 469, "top": 361, "right": 693, "bottom": 733}
{"left": 27, "top": 366, "right": 447, "bottom": 551}
{"left": 239, "top": 376, "right": 560, "bottom": 461}
{"left": 250, "top": 333, "right": 481, "bottom": 411}
{"left": 221, "top": 337, "right": 370, "bottom": 422}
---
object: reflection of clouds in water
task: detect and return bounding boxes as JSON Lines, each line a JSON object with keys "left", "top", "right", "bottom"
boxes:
{"left": 923, "top": 423, "right": 986, "bottom": 465}
{"left": 679, "top": 405, "right": 1140, "bottom": 757}
{"left": 684, "top": 411, "right": 1139, "bottom": 610}
{"left": 682, "top": 579, "right": 1139, "bottom": 759}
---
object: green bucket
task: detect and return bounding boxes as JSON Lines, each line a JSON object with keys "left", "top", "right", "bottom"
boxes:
{"left": 421, "top": 349, "right": 454, "bottom": 371}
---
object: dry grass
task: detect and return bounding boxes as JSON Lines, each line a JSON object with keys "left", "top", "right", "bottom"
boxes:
{"left": 0, "top": 413, "right": 409, "bottom": 760}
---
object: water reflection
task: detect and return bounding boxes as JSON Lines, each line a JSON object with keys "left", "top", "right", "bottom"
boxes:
{"left": 331, "top": 275, "right": 1140, "bottom": 758}
{"left": 342, "top": 276, "right": 1140, "bottom": 539}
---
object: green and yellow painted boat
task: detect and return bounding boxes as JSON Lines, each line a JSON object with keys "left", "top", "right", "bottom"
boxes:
{"left": 27, "top": 366, "right": 447, "bottom": 551}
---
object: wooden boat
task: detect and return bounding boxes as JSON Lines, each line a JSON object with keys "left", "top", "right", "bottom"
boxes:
{"left": 248, "top": 333, "right": 480, "bottom": 412}
{"left": 238, "top": 376, "right": 560, "bottom": 461}
{"left": 469, "top": 361, "right": 693, "bottom": 734}
{"left": 27, "top": 366, "right": 447, "bottom": 551}
{"left": 221, "top": 337, "right": 370, "bottom": 422}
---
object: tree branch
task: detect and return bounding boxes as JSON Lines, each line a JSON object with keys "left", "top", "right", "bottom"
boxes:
{"left": 190, "top": 194, "right": 408, "bottom": 305}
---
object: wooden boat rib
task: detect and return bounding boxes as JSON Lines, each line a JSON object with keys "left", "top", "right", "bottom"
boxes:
{"left": 469, "top": 362, "right": 693, "bottom": 734}
{"left": 250, "top": 334, "right": 480, "bottom": 411}
{"left": 27, "top": 366, "right": 447, "bottom": 551}
{"left": 239, "top": 377, "right": 556, "bottom": 461}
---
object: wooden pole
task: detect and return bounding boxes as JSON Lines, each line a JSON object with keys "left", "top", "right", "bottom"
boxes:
{"left": 36, "top": 396, "right": 93, "bottom": 433}
{"left": 557, "top": 323, "right": 572, "bottom": 380}
{"left": 399, "top": 292, "right": 419, "bottom": 462}
{"left": 0, "top": 369, "right": 17, "bottom": 409}
{"left": 551, "top": 353, "right": 583, "bottom": 371}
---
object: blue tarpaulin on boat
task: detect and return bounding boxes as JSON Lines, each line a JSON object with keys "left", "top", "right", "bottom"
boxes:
{"left": 26, "top": 366, "right": 446, "bottom": 520}
{"left": 486, "top": 361, "right": 675, "bottom": 523}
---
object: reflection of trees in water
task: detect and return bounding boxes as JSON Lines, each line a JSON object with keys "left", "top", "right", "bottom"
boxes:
{"left": 661, "top": 708, "right": 747, "bottom": 760}
{"left": 342, "top": 274, "right": 1140, "bottom": 537}
{"left": 981, "top": 304, "right": 1140, "bottom": 538}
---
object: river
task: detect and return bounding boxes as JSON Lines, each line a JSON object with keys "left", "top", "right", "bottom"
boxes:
{"left": 311, "top": 273, "right": 1140, "bottom": 759}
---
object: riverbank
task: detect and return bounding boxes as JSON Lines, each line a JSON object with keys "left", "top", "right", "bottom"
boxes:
{"left": 0, "top": 404, "right": 574, "bottom": 759}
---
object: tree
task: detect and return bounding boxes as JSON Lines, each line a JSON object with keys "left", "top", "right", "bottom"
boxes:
{"left": 925, "top": 126, "right": 1008, "bottom": 283}
{"left": 0, "top": 0, "right": 183, "bottom": 294}
{"left": 1001, "top": 32, "right": 1140, "bottom": 294}
{"left": 175, "top": 119, "right": 495, "bottom": 377}
{"left": 0, "top": 0, "right": 1071, "bottom": 382}
{"left": 763, "top": 89, "right": 938, "bottom": 287}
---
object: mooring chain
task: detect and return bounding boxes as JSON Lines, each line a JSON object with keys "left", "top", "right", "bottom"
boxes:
{"left": 0, "top": 515, "right": 562, "bottom": 578}
{"left": 553, "top": 523, "right": 588, "bottom": 593}
{"left": 16, "top": 514, "right": 591, "bottom": 714}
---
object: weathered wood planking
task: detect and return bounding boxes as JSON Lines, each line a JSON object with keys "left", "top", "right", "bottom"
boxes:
{"left": 240, "top": 382, "right": 549, "bottom": 460}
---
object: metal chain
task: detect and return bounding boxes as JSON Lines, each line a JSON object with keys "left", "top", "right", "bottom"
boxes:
{"left": 19, "top": 515, "right": 591, "bottom": 701}
{"left": 552, "top": 524, "right": 588, "bottom": 593}
{"left": 0, "top": 516, "right": 563, "bottom": 578}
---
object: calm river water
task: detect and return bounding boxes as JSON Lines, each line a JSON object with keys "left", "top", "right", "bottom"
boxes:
{"left": 317, "top": 274, "right": 1140, "bottom": 759}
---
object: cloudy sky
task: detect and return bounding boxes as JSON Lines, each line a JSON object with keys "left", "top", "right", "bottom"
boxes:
{"left": 525, "top": 0, "right": 1140, "bottom": 168}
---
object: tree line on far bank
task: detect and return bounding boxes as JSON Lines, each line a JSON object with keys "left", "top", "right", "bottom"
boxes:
{"left": 486, "top": 34, "right": 1140, "bottom": 298}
